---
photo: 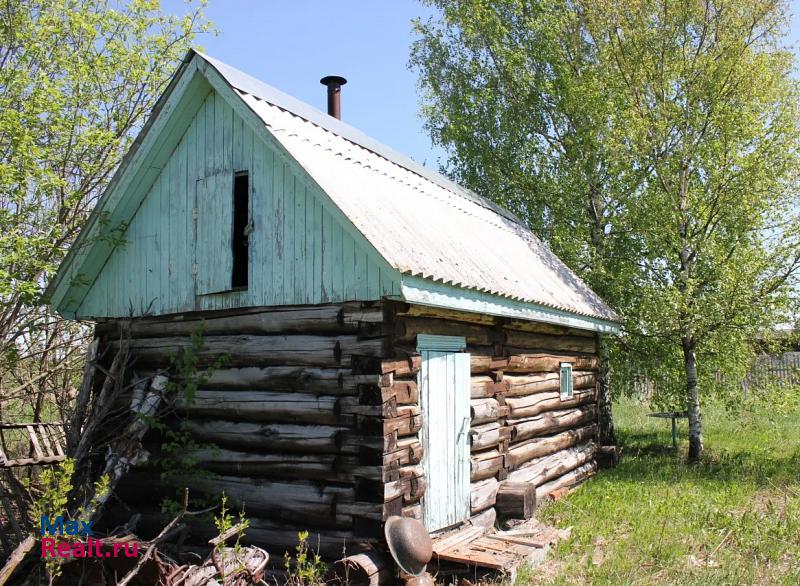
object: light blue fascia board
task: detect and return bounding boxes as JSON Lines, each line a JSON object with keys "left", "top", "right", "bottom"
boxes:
{"left": 399, "top": 276, "right": 620, "bottom": 335}
{"left": 417, "top": 334, "right": 467, "bottom": 352}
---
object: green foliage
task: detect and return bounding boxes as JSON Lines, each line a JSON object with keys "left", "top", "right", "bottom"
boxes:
{"left": 283, "top": 531, "right": 328, "bottom": 586}
{"left": 411, "top": 0, "right": 800, "bottom": 456}
{"left": 141, "top": 328, "right": 228, "bottom": 513}
{"left": 32, "top": 459, "right": 110, "bottom": 582}
{"left": 527, "top": 395, "right": 800, "bottom": 585}
{"left": 213, "top": 492, "right": 250, "bottom": 582}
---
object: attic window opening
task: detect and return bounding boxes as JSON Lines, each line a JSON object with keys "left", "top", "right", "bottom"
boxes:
{"left": 232, "top": 171, "right": 249, "bottom": 289}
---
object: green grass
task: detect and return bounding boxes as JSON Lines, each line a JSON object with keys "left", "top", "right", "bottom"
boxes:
{"left": 519, "top": 395, "right": 800, "bottom": 585}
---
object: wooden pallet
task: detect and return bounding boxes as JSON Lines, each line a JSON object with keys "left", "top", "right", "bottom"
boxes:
{"left": 431, "top": 522, "right": 557, "bottom": 572}
{"left": 0, "top": 422, "right": 66, "bottom": 468}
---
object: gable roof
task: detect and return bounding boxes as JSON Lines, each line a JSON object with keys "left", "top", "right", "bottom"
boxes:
{"left": 47, "top": 50, "right": 618, "bottom": 330}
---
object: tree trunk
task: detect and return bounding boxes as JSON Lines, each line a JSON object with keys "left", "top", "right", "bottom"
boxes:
{"left": 596, "top": 336, "right": 616, "bottom": 446}
{"left": 683, "top": 336, "right": 702, "bottom": 460}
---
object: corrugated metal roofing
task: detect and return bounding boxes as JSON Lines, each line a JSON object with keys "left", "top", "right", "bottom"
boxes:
{"left": 200, "top": 52, "right": 618, "bottom": 323}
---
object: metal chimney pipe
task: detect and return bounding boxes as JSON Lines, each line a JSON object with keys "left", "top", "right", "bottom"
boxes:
{"left": 320, "top": 75, "right": 347, "bottom": 119}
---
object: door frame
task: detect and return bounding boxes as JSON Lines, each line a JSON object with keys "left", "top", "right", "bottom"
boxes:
{"left": 417, "top": 334, "right": 471, "bottom": 532}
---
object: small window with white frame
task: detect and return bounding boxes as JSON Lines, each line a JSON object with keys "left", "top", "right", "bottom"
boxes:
{"left": 560, "top": 363, "right": 573, "bottom": 400}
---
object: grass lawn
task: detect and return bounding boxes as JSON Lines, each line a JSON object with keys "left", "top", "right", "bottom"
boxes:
{"left": 520, "top": 396, "right": 800, "bottom": 585}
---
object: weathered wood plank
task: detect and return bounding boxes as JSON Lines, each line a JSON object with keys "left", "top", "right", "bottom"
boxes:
{"left": 506, "top": 388, "right": 595, "bottom": 419}
{"left": 507, "top": 424, "right": 597, "bottom": 469}
{"left": 511, "top": 405, "right": 597, "bottom": 442}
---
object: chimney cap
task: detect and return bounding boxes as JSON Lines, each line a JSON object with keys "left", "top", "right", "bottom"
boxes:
{"left": 320, "top": 75, "right": 347, "bottom": 87}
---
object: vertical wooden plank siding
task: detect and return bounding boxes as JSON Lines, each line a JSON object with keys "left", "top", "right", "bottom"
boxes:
{"left": 419, "top": 349, "right": 471, "bottom": 531}
{"left": 196, "top": 172, "right": 234, "bottom": 295}
{"left": 76, "top": 89, "right": 398, "bottom": 318}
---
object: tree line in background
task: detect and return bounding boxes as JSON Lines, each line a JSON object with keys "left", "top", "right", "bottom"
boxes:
{"left": 411, "top": 0, "right": 800, "bottom": 459}
{"left": 0, "top": 1, "right": 209, "bottom": 425}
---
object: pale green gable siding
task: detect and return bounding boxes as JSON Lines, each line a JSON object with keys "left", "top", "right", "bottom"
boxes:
{"left": 77, "top": 89, "right": 399, "bottom": 318}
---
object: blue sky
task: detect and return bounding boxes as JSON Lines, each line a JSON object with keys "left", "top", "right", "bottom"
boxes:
{"left": 164, "top": 0, "right": 800, "bottom": 170}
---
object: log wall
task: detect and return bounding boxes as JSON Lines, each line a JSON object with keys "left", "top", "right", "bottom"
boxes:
{"left": 97, "top": 300, "right": 602, "bottom": 559}
{"left": 384, "top": 302, "right": 600, "bottom": 527}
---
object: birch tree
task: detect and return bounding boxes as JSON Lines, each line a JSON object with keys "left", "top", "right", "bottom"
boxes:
{"left": 411, "top": 0, "right": 800, "bottom": 460}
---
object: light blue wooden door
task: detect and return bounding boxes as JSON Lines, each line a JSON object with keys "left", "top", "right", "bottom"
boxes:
{"left": 419, "top": 342, "right": 471, "bottom": 531}
{"left": 195, "top": 171, "right": 234, "bottom": 295}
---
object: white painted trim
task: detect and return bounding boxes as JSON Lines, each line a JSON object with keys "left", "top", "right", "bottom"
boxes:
{"left": 400, "top": 276, "right": 620, "bottom": 335}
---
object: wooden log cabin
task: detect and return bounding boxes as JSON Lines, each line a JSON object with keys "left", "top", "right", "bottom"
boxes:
{"left": 46, "top": 50, "right": 619, "bottom": 562}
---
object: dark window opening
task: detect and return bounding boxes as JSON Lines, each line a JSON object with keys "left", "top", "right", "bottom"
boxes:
{"left": 232, "top": 172, "right": 249, "bottom": 289}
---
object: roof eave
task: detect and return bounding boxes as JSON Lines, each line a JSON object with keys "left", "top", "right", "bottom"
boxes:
{"left": 399, "top": 275, "right": 620, "bottom": 335}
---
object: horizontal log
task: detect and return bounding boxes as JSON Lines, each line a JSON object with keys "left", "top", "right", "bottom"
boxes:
{"left": 503, "top": 320, "right": 596, "bottom": 338}
{"left": 495, "top": 482, "right": 536, "bottom": 520}
{"left": 392, "top": 303, "right": 497, "bottom": 326}
{"left": 470, "top": 477, "right": 499, "bottom": 514}
{"left": 507, "top": 442, "right": 596, "bottom": 486}
{"left": 97, "top": 303, "right": 383, "bottom": 338}
{"left": 394, "top": 316, "right": 501, "bottom": 346}
{"left": 506, "top": 389, "right": 594, "bottom": 419}
{"left": 506, "top": 353, "right": 599, "bottom": 374}
{"left": 176, "top": 390, "right": 344, "bottom": 425}
{"left": 186, "top": 366, "right": 387, "bottom": 395}
{"left": 402, "top": 503, "right": 423, "bottom": 521}
{"left": 471, "top": 449, "right": 504, "bottom": 481}
{"left": 183, "top": 448, "right": 400, "bottom": 482}
{"left": 471, "top": 398, "right": 508, "bottom": 425}
{"left": 383, "top": 437, "right": 423, "bottom": 467}
{"left": 507, "top": 424, "right": 597, "bottom": 469}
{"left": 536, "top": 461, "right": 597, "bottom": 503}
{"left": 504, "top": 371, "right": 596, "bottom": 398}
{"left": 471, "top": 376, "right": 506, "bottom": 399}
{"left": 359, "top": 380, "right": 418, "bottom": 406}
{"left": 115, "top": 335, "right": 390, "bottom": 367}
{"left": 359, "top": 405, "right": 422, "bottom": 437}
{"left": 470, "top": 355, "right": 509, "bottom": 374}
{"left": 505, "top": 331, "right": 596, "bottom": 353}
{"left": 469, "top": 422, "right": 510, "bottom": 451}
{"left": 512, "top": 405, "right": 597, "bottom": 442}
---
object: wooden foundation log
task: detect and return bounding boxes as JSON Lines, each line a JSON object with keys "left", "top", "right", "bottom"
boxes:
{"left": 506, "top": 354, "right": 600, "bottom": 374}
{"left": 359, "top": 405, "right": 422, "bottom": 437}
{"left": 383, "top": 437, "right": 423, "bottom": 467}
{"left": 495, "top": 482, "right": 536, "bottom": 520}
{"left": 335, "top": 549, "right": 395, "bottom": 586}
{"left": 504, "top": 371, "right": 596, "bottom": 398}
{"left": 97, "top": 304, "right": 383, "bottom": 338}
{"left": 392, "top": 303, "right": 497, "bottom": 326}
{"left": 470, "top": 398, "right": 508, "bottom": 425}
{"left": 359, "top": 380, "right": 419, "bottom": 406}
{"left": 506, "top": 388, "right": 595, "bottom": 419}
{"left": 470, "top": 507, "right": 497, "bottom": 528}
{"left": 115, "top": 335, "right": 390, "bottom": 367}
{"left": 507, "top": 442, "right": 596, "bottom": 486}
{"left": 536, "top": 461, "right": 597, "bottom": 502}
{"left": 470, "top": 477, "right": 500, "bottom": 514}
{"left": 470, "top": 448, "right": 503, "bottom": 481}
{"left": 507, "top": 424, "right": 597, "bottom": 469}
{"left": 511, "top": 405, "right": 597, "bottom": 442}
{"left": 504, "top": 331, "right": 596, "bottom": 353}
